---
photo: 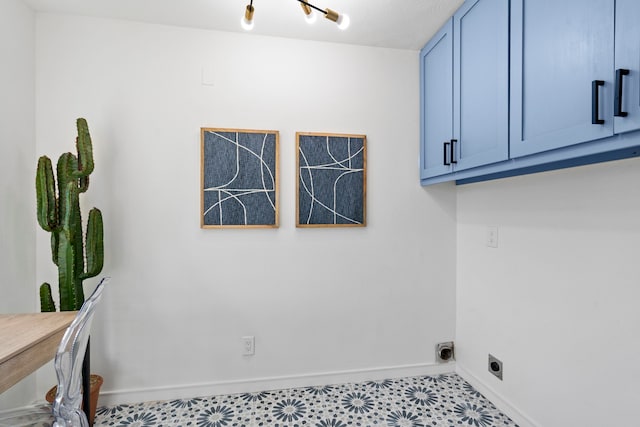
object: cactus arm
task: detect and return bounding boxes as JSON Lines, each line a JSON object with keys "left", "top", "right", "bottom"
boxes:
{"left": 36, "top": 156, "right": 58, "bottom": 232}
{"left": 39, "top": 283, "right": 56, "bottom": 312}
{"left": 74, "top": 118, "right": 94, "bottom": 178}
{"left": 57, "top": 152, "right": 77, "bottom": 185}
{"left": 82, "top": 208, "right": 103, "bottom": 279}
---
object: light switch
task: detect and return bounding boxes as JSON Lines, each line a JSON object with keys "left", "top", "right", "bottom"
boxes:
{"left": 486, "top": 226, "right": 498, "bottom": 248}
{"left": 201, "top": 65, "right": 215, "bottom": 86}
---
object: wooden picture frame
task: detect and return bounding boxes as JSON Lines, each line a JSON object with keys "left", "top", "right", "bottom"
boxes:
{"left": 201, "top": 128, "right": 279, "bottom": 228}
{"left": 296, "top": 132, "right": 366, "bottom": 227}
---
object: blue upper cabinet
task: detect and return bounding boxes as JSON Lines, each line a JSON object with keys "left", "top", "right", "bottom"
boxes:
{"left": 420, "top": 19, "right": 454, "bottom": 179}
{"left": 420, "top": 0, "right": 640, "bottom": 185}
{"left": 420, "top": 0, "right": 509, "bottom": 180}
{"left": 510, "top": 0, "right": 615, "bottom": 158}
{"left": 614, "top": 0, "right": 640, "bottom": 134}
{"left": 453, "top": 0, "right": 509, "bottom": 171}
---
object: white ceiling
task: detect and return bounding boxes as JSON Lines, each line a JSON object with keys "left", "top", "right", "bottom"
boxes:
{"left": 22, "top": 0, "right": 464, "bottom": 50}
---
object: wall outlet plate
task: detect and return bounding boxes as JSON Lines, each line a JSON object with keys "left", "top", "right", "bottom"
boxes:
{"left": 436, "top": 341, "right": 455, "bottom": 362}
{"left": 488, "top": 354, "right": 503, "bottom": 380}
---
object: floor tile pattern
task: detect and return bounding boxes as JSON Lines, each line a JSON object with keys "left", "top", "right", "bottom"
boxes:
{"left": 94, "top": 373, "right": 517, "bottom": 427}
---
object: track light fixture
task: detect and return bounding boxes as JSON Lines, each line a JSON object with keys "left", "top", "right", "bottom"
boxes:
{"left": 240, "top": 0, "right": 350, "bottom": 31}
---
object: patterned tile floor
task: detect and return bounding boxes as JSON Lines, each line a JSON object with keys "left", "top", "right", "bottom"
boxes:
{"left": 94, "top": 373, "right": 517, "bottom": 427}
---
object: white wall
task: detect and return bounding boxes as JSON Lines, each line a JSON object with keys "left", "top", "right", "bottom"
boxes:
{"left": 7, "top": 8, "right": 638, "bottom": 423}
{"left": 456, "top": 157, "right": 640, "bottom": 426}
{"left": 34, "top": 14, "right": 457, "bottom": 403}
{"left": 0, "top": 0, "right": 36, "bottom": 410}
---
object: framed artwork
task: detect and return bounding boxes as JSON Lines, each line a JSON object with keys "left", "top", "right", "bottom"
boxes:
{"left": 296, "top": 132, "right": 366, "bottom": 227}
{"left": 201, "top": 128, "right": 279, "bottom": 228}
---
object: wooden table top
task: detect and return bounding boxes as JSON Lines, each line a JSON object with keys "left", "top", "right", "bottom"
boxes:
{"left": 0, "top": 312, "right": 77, "bottom": 394}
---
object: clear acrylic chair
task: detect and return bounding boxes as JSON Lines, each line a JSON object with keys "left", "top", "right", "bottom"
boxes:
{"left": 0, "top": 277, "right": 108, "bottom": 427}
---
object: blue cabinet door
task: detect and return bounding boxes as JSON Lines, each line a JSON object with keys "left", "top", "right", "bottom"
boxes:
{"left": 614, "top": 0, "right": 640, "bottom": 134}
{"left": 510, "top": 0, "right": 615, "bottom": 158}
{"left": 453, "top": 0, "right": 509, "bottom": 171}
{"left": 420, "top": 19, "right": 454, "bottom": 179}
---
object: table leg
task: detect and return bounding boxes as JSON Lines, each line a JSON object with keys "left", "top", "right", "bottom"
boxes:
{"left": 82, "top": 338, "right": 91, "bottom": 425}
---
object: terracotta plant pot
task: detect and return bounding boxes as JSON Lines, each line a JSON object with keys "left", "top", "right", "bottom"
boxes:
{"left": 46, "top": 374, "right": 103, "bottom": 426}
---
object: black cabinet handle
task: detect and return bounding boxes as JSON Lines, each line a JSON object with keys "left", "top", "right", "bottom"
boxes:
{"left": 443, "top": 141, "right": 450, "bottom": 165}
{"left": 592, "top": 80, "right": 605, "bottom": 125}
{"left": 450, "top": 139, "right": 458, "bottom": 164}
{"left": 615, "top": 69, "right": 630, "bottom": 117}
{"left": 443, "top": 139, "right": 458, "bottom": 166}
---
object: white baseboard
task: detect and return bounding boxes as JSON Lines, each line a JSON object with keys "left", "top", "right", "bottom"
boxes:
{"left": 455, "top": 364, "right": 540, "bottom": 427}
{"left": 98, "top": 362, "right": 456, "bottom": 406}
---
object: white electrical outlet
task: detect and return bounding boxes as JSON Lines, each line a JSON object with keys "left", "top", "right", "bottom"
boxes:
{"left": 486, "top": 226, "right": 498, "bottom": 248}
{"left": 242, "top": 336, "right": 255, "bottom": 356}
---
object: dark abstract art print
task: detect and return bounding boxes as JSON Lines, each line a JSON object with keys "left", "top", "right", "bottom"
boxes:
{"left": 201, "top": 128, "right": 279, "bottom": 228}
{"left": 296, "top": 132, "right": 366, "bottom": 227}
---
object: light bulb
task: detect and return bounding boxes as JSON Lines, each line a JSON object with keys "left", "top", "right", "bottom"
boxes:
{"left": 336, "top": 13, "right": 350, "bottom": 30}
{"left": 300, "top": 3, "right": 316, "bottom": 24}
{"left": 241, "top": 16, "right": 254, "bottom": 30}
{"left": 241, "top": 4, "right": 254, "bottom": 31}
{"left": 304, "top": 11, "right": 317, "bottom": 24}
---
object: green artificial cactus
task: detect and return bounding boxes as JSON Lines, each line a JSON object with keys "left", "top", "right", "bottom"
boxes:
{"left": 35, "top": 118, "right": 104, "bottom": 312}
